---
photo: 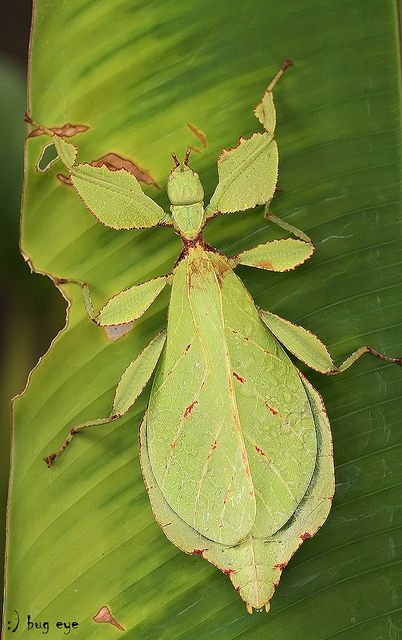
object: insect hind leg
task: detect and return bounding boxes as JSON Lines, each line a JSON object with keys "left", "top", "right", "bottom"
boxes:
{"left": 44, "top": 415, "right": 120, "bottom": 467}
{"left": 328, "top": 345, "right": 402, "bottom": 375}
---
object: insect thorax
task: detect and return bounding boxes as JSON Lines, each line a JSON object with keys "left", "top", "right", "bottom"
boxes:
{"left": 167, "top": 164, "right": 206, "bottom": 239}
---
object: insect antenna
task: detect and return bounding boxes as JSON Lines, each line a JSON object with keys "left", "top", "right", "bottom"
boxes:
{"left": 183, "top": 148, "right": 192, "bottom": 166}
{"left": 171, "top": 152, "right": 180, "bottom": 168}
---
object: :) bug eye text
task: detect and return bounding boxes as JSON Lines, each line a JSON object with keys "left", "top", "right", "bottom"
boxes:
{"left": 7, "top": 612, "right": 79, "bottom": 635}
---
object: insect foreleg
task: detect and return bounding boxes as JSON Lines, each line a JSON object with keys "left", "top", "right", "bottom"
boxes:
{"left": 266, "top": 58, "right": 293, "bottom": 92}
{"left": 44, "top": 331, "right": 166, "bottom": 467}
{"left": 264, "top": 207, "right": 312, "bottom": 243}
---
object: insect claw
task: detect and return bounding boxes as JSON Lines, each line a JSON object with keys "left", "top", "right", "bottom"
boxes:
{"left": 282, "top": 58, "right": 293, "bottom": 70}
{"left": 44, "top": 453, "right": 57, "bottom": 468}
{"left": 268, "top": 59, "right": 293, "bottom": 92}
{"left": 171, "top": 152, "right": 180, "bottom": 168}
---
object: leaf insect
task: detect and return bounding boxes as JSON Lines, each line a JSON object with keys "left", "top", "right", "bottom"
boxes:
{"left": 28, "top": 60, "right": 402, "bottom": 613}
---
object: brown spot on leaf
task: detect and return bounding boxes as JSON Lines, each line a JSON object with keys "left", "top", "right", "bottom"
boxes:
{"left": 184, "top": 343, "right": 192, "bottom": 353}
{"left": 93, "top": 606, "right": 124, "bottom": 632}
{"left": 56, "top": 173, "right": 73, "bottom": 186}
{"left": 211, "top": 439, "right": 217, "bottom": 450}
{"left": 255, "top": 446, "right": 266, "bottom": 457}
{"left": 191, "top": 548, "right": 206, "bottom": 556}
{"left": 170, "top": 441, "right": 176, "bottom": 450}
{"left": 187, "top": 123, "right": 208, "bottom": 148}
{"left": 91, "top": 153, "right": 160, "bottom": 188}
{"left": 183, "top": 399, "right": 198, "bottom": 418}
{"left": 222, "top": 567, "right": 234, "bottom": 577}
{"left": 104, "top": 322, "right": 133, "bottom": 341}
{"left": 233, "top": 372, "right": 246, "bottom": 383}
{"left": 300, "top": 531, "right": 312, "bottom": 541}
{"left": 188, "top": 145, "right": 202, "bottom": 154}
{"left": 274, "top": 562, "right": 288, "bottom": 570}
{"left": 28, "top": 122, "right": 90, "bottom": 138}
{"left": 257, "top": 260, "right": 274, "bottom": 270}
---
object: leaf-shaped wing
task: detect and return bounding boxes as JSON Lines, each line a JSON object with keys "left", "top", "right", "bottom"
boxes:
{"left": 145, "top": 247, "right": 318, "bottom": 550}
{"left": 207, "top": 132, "right": 278, "bottom": 215}
{"left": 219, "top": 254, "right": 317, "bottom": 537}
{"left": 53, "top": 135, "right": 166, "bottom": 229}
{"left": 146, "top": 251, "right": 256, "bottom": 546}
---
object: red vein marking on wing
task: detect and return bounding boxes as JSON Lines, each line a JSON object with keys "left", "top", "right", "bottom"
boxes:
{"left": 183, "top": 399, "right": 198, "bottom": 418}
{"left": 233, "top": 371, "right": 246, "bottom": 383}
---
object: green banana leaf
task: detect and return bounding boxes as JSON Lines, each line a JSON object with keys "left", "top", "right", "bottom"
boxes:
{"left": 4, "top": 0, "right": 402, "bottom": 638}
{"left": 0, "top": 55, "right": 66, "bottom": 617}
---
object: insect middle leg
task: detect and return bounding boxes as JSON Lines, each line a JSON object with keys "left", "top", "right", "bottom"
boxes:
{"left": 45, "top": 331, "right": 166, "bottom": 467}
